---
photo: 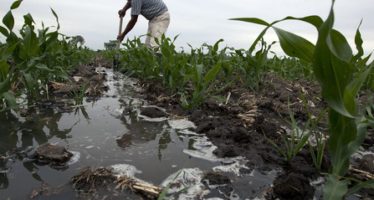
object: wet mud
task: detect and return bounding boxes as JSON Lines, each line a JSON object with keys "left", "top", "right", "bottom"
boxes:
{"left": 141, "top": 72, "right": 374, "bottom": 199}
{"left": 1, "top": 58, "right": 373, "bottom": 199}
{"left": 31, "top": 143, "right": 73, "bottom": 168}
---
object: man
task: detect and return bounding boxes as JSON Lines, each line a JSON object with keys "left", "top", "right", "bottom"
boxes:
{"left": 117, "top": 0, "right": 170, "bottom": 49}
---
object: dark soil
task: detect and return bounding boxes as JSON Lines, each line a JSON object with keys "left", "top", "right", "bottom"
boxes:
{"left": 139, "top": 72, "right": 374, "bottom": 199}
{"left": 271, "top": 172, "right": 315, "bottom": 200}
{"left": 31, "top": 143, "right": 73, "bottom": 167}
{"left": 140, "top": 106, "right": 168, "bottom": 118}
{"left": 50, "top": 56, "right": 110, "bottom": 99}
{"left": 202, "top": 172, "right": 231, "bottom": 185}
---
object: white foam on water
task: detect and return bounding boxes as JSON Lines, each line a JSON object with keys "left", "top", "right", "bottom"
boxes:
{"left": 67, "top": 151, "right": 81, "bottom": 165}
{"left": 161, "top": 168, "right": 208, "bottom": 199}
{"left": 179, "top": 129, "right": 199, "bottom": 136}
{"left": 168, "top": 119, "right": 196, "bottom": 130}
{"left": 213, "top": 158, "right": 250, "bottom": 176}
{"left": 178, "top": 184, "right": 210, "bottom": 200}
{"left": 138, "top": 114, "right": 168, "bottom": 122}
{"left": 251, "top": 198, "right": 266, "bottom": 200}
{"left": 182, "top": 132, "right": 250, "bottom": 178}
{"left": 85, "top": 145, "right": 94, "bottom": 149}
{"left": 110, "top": 163, "right": 142, "bottom": 178}
{"left": 183, "top": 136, "right": 220, "bottom": 162}
{"left": 310, "top": 177, "right": 325, "bottom": 187}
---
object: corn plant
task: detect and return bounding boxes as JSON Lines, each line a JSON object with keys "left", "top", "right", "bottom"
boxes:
{"left": 120, "top": 37, "right": 159, "bottom": 79}
{"left": 307, "top": 109, "right": 328, "bottom": 172}
{"left": 268, "top": 56, "right": 313, "bottom": 80}
{"left": 224, "top": 39, "right": 275, "bottom": 90}
{"left": 267, "top": 111, "right": 311, "bottom": 163}
{"left": 232, "top": 0, "right": 373, "bottom": 198}
{"left": 180, "top": 61, "right": 222, "bottom": 108}
{"left": 366, "top": 105, "right": 374, "bottom": 126}
{"left": 1, "top": 0, "right": 93, "bottom": 110}
{"left": 156, "top": 35, "right": 191, "bottom": 91}
{"left": 119, "top": 36, "right": 225, "bottom": 109}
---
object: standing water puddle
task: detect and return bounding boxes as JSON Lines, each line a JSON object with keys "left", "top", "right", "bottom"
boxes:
{"left": 0, "top": 69, "right": 278, "bottom": 199}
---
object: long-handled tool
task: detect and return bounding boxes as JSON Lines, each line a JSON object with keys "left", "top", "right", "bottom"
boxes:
{"left": 114, "top": 16, "right": 124, "bottom": 69}
{"left": 117, "top": 16, "right": 124, "bottom": 49}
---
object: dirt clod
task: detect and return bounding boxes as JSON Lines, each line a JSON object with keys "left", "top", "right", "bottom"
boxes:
{"left": 140, "top": 107, "right": 167, "bottom": 118}
{"left": 272, "top": 172, "right": 315, "bottom": 200}
{"left": 32, "top": 143, "right": 73, "bottom": 166}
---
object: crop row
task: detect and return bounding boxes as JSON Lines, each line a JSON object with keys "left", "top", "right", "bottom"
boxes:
{"left": 0, "top": 0, "right": 94, "bottom": 111}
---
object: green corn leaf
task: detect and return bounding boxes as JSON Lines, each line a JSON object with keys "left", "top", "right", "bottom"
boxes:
{"left": 281, "top": 15, "right": 323, "bottom": 29}
{"left": 6, "top": 32, "right": 19, "bottom": 45}
{"left": 2, "top": 91, "right": 17, "bottom": 109}
{"left": 213, "top": 39, "right": 224, "bottom": 53}
{"left": 0, "top": 60, "right": 10, "bottom": 79}
{"left": 50, "top": 8, "right": 60, "bottom": 30}
{"left": 248, "top": 27, "right": 271, "bottom": 54}
{"left": 344, "top": 63, "right": 373, "bottom": 113}
{"left": 273, "top": 27, "right": 315, "bottom": 62}
{"left": 294, "top": 131, "right": 311, "bottom": 154}
{"left": 347, "top": 180, "right": 374, "bottom": 196}
{"left": 23, "top": 13, "right": 35, "bottom": 26}
{"left": 11, "top": 0, "right": 23, "bottom": 9}
{"left": 0, "top": 25, "right": 9, "bottom": 37}
{"left": 204, "top": 62, "right": 222, "bottom": 86}
{"left": 328, "top": 110, "right": 356, "bottom": 175}
{"left": 1, "top": 42, "right": 18, "bottom": 60}
{"left": 22, "top": 72, "right": 35, "bottom": 90}
{"left": 313, "top": 1, "right": 354, "bottom": 117}
{"left": 328, "top": 30, "right": 353, "bottom": 63}
{"left": 194, "top": 64, "right": 203, "bottom": 82}
{"left": 0, "top": 79, "right": 10, "bottom": 94}
{"left": 353, "top": 20, "right": 364, "bottom": 61}
{"left": 230, "top": 17, "right": 270, "bottom": 26}
{"left": 230, "top": 17, "right": 273, "bottom": 54}
{"left": 346, "top": 118, "right": 369, "bottom": 158}
{"left": 323, "top": 175, "right": 349, "bottom": 200}
{"left": 19, "top": 27, "right": 40, "bottom": 59}
{"left": 231, "top": 16, "right": 322, "bottom": 55}
{"left": 35, "top": 64, "right": 53, "bottom": 72}
{"left": 3, "top": 11, "right": 15, "bottom": 31}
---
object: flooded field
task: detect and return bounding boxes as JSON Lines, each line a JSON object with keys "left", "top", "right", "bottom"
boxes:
{"left": 0, "top": 69, "right": 278, "bottom": 199}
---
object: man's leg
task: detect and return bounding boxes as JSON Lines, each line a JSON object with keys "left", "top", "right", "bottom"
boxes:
{"left": 145, "top": 12, "right": 170, "bottom": 49}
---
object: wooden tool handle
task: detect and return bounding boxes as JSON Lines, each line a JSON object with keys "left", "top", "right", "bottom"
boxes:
{"left": 118, "top": 17, "right": 124, "bottom": 36}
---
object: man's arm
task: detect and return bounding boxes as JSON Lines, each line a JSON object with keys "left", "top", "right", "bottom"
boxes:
{"left": 118, "top": 0, "right": 131, "bottom": 17}
{"left": 117, "top": 15, "right": 138, "bottom": 41}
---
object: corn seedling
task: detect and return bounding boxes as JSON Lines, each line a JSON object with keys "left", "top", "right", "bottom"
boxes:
{"left": 0, "top": 0, "right": 94, "bottom": 110}
{"left": 267, "top": 110, "right": 311, "bottom": 163}
{"left": 232, "top": 0, "right": 374, "bottom": 198}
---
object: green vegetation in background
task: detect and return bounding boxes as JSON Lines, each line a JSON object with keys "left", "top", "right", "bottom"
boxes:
{"left": 268, "top": 56, "right": 314, "bottom": 80}
{"left": 117, "top": 34, "right": 302, "bottom": 108}
{"left": 232, "top": 0, "right": 374, "bottom": 199}
{"left": 0, "top": 0, "right": 94, "bottom": 111}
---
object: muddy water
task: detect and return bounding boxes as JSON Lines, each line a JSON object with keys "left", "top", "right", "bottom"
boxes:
{"left": 0, "top": 69, "right": 278, "bottom": 199}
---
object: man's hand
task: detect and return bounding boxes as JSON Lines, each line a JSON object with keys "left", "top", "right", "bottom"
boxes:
{"left": 117, "top": 33, "right": 125, "bottom": 42}
{"left": 118, "top": 9, "right": 126, "bottom": 17}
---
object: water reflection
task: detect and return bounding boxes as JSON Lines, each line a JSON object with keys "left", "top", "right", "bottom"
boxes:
{"left": 117, "top": 106, "right": 175, "bottom": 161}
{"left": 158, "top": 131, "right": 171, "bottom": 160}
{"left": 0, "top": 106, "right": 88, "bottom": 189}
